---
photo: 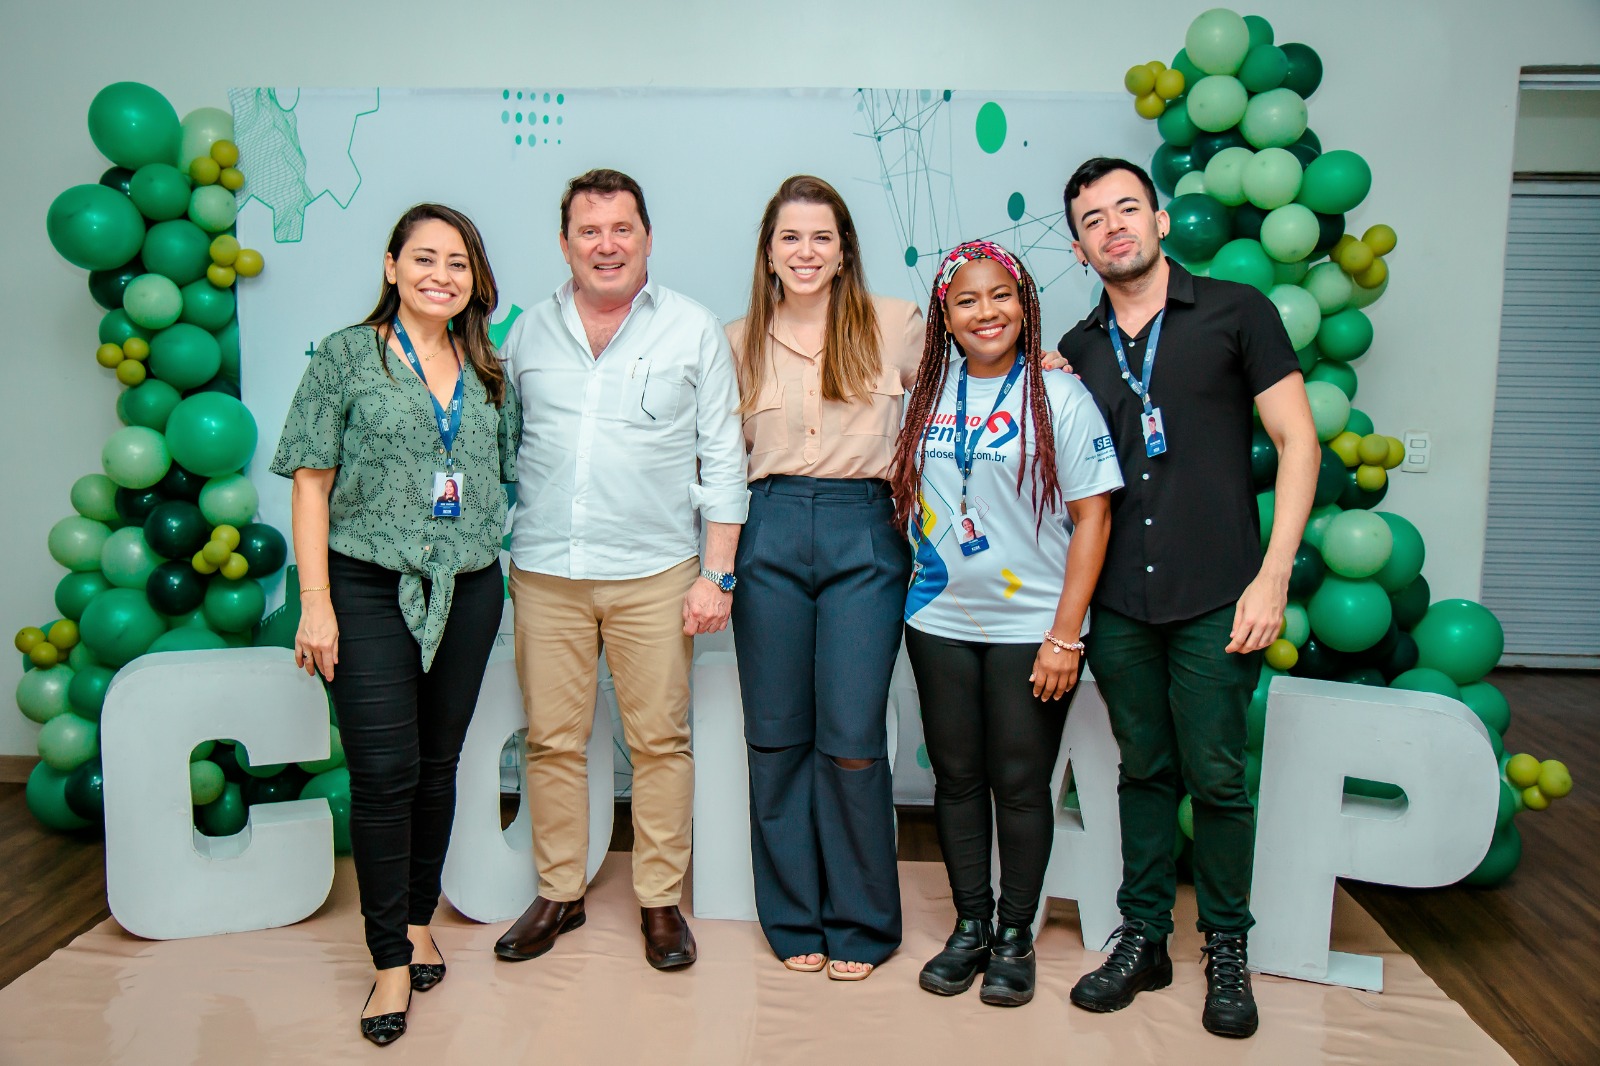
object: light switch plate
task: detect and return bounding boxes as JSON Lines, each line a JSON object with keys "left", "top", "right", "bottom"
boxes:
{"left": 1402, "top": 430, "right": 1431, "bottom": 473}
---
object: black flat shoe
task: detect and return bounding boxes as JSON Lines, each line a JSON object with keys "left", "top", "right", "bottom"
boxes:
{"left": 360, "top": 983, "right": 412, "bottom": 1047}
{"left": 410, "top": 935, "right": 446, "bottom": 992}
{"left": 979, "top": 925, "right": 1036, "bottom": 1007}
{"left": 919, "top": 918, "right": 991, "bottom": 996}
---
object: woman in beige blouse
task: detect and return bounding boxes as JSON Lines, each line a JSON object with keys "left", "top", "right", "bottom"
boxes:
{"left": 726, "top": 175, "right": 923, "bottom": 981}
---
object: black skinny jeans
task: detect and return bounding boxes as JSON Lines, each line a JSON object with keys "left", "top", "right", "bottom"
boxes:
{"left": 903, "top": 626, "right": 1072, "bottom": 930}
{"left": 327, "top": 551, "right": 503, "bottom": 970}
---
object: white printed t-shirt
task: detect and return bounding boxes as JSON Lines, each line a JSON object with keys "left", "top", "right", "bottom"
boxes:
{"left": 905, "top": 358, "right": 1123, "bottom": 643}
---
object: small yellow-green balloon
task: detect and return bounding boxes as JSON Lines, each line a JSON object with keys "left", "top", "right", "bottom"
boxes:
{"left": 123, "top": 336, "right": 150, "bottom": 361}
{"left": 1264, "top": 638, "right": 1299, "bottom": 671}
{"left": 1135, "top": 92, "right": 1166, "bottom": 119}
{"left": 189, "top": 156, "right": 221, "bottom": 186}
{"left": 218, "top": 168, "right": 245, "bottom": 192}
{"left": 1537, "top": 759, "right": 1572, "bottom": 799}
{"left": 1506, "top": 752, "right": 1541, "bottom": 788}
{"left": 1354, "top": 464, "right": 1387, "bottom": 492}
{"left": 47, "top": 619, "right": 80, "bottom": 650}
{"left": 212, "top": 524, "right": 241, "bottom": 551}
{"left": 1338, "top": 240, "right": 1375, "bottom": 275}
{"left": 1329, "top": 431, "right": 1362, "bottom": 467}
{"left": 96, "top": 343, "right": 125, "bottom": 368}
{"left": 209, "top": 139, "right": 240, "bottom": 167}
{"left": 1357, "top": 434, "right": 1389, "bottom": 466}
{"left": 192, "top": 549, "right": 219, "bottom": 574}
{"left": 1362, "top": 224, "right": 1397, "bottom": 257}
{"left": 15, "top": 627, "right": 45, "bottom": 653}
{"left": 1155, "top": 69, "right": 1186, "bottom": 100}
{"left": 1383, "top": 436, "right": 1405, "bottom": 470}
{"left": 233, "top": 249, "right": 264, "bottom": 278}
{"left": 1125, "top": 64, "right": 1157, "bottom": 95}
{"left": 207, "top": 263, "right": 237, "bottom": 288}
{"left": 201, "top": 540, "right": 232, "bottom": 567}
{"left": 29, "top": 642, "right": 60, "bottom": 668}
{"left": 116, "top": 360, "right": 148, "bottom": 386}
{"left": 1145, "top": 60, "right": 1167, "bottom": 76}
{"left": 209, "top": 235, "right": 240, "bottom": 265}
{"left": 1354, "top": 258, "right": 1388, "bottom": 289}
{"left": 221, "top": 552, "right": 250, "bottom": 580}
{"left": 1521, "top": 785, "right": 1549, "bottom": 811}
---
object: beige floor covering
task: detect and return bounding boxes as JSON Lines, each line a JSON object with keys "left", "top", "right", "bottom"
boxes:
{"left": 0, "top": 855, "right": 1513, "bottom": 1065}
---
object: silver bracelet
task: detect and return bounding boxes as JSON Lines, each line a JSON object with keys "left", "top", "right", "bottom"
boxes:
{"left": 1043, "top": 630, "right": 1085, "bottom": 655}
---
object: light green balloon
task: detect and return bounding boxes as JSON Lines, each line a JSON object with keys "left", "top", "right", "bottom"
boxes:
{"left": 1241, "top": 147, "right": 1302, "bottom": 210}
{"left": 190, "top": 760, "right": 226, "bottom": 806}
{"left": 179, "top": 107, "right": 233, "bottom": 169}
{"left": 1187, "top": 75, "right": 1249, "bottom": 133}
{"left": 71, "top": 474, "right": 121, "bottom": 523}
{"left": 1321, "top": 510, "right": 1394, "bottom": 579}
{"left": 1173, "top": 171, "right": 1208, "bottom": 197}
{"left": 100, "top": 527, "right": 166, "bottom": 589}
{"left": 1203, "top": 146, "right": 1254, "bottom": 206}
{"left": 38, "top": 712, "right": 99, "bottom": 773}
{"left": 1185, "top": 7, "right": 1251, "bottom": 75}
{"left": 17, "top": 665, "right": 75, "bottom": 724}
{"left": 188, "top": 186, "right": 238, "bottom": 233}
{"left": 1305, "top": 380, "right": 1352, "bottom": 442}
{"left": 1268, "top": 282, "right": 1322, "bottom": 350}
{"left": 49, "top": 516, "right": 113, "bottom": 571}
{"left": 1282, "top": 602, "right": 1310, "bottom": 647}
{"left": 1303, "top": 503, "right": 1342, "bottom": 551}
{"left": 1302, "top": 261, "right": 1353, "bottom": 314}
{"left": 1260, "top": 203, "right": 1319, "bottom": 263}
{"left": 198, "top": 474, "right": 260, "bottom": 526}
{"left": 1347, "top": 270, "right": 1389, "bottom": 309}
{"left": 102, "top": 425, "right": 172, "bottom": 489}
{"left": 123, "top": 273, "right": 184, "bottom": 330}
{"left": 1240, "top": 88, "right": 1309, "bottom": 149}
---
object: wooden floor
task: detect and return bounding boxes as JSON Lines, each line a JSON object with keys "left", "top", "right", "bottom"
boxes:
{"left": 1, "top": 669, "right": 1595, "bottom": 1064}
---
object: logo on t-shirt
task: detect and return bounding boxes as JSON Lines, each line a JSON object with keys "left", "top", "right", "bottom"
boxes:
{"left": 1093, "top": 434, "right": 1116, "bottom": 461}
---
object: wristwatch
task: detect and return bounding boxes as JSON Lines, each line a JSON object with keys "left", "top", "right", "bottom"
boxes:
{"left": 700, "top": 567, "right": 737, "bottom": 593}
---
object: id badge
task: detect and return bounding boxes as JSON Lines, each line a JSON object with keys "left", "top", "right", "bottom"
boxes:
{"left": 432, "top": 471, "right": 463, "bottom": 519}
{"left": 1142, "top": 407, "right": 1168, "bottom": 458}
{"left": 957, "top": 511, "right": 991, "bottom": 557}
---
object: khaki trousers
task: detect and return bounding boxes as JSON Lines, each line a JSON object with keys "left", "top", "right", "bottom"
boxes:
{"left": 510, "top": 558, "right": 697, "bottom": 906}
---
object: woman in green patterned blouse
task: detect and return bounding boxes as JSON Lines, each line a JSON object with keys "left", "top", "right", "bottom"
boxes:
{"left": 271, "top": 203, "right": 520, "bottom": 1047}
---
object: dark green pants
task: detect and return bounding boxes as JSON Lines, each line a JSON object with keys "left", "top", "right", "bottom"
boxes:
{"left": 1087, "top": 604, "right": 1260, "bottom": 937}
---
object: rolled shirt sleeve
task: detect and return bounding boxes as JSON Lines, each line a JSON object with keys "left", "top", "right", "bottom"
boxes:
{"left": 690, "top": 319, "right": 751, "bottom": 523}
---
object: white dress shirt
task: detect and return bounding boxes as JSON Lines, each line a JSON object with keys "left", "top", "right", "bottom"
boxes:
{"left": 503, "top": 275, "right": 749, "bottom": 581}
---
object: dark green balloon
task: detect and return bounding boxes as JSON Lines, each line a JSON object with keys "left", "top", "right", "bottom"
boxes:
{"left": 1344, "top": 777, "right": 1404, "bottom": 800}
{"left": 1391, "top": 575, "right": 1431, "bottom": 631}
{"left": 211, "top": 743, "right": 248, "bottom": 782}
{"left": 1313, "top": 212, "right": 1346, "bottom": 256}
{"left": 99, "top": 166, "right": 136, "bottom": 196}
{"left": 1378, "top": 631, "right": 1419, "bottom": 680}
{"left": 1287, "top": 140, "right": 1320, "bottom": 170}
{"left": 99, "top": 308, "right": 152, "bottom": 347}
{"left": 243, "top": 767, "right": 309, "bottom": 806}
{"left": 1250, "top": 427, "right": 1277, "bottom": 489}
{"left": 197, "top": 781, "right": 248, "bottom": 837}
{"left": 188, "top": 376, "right": 241, "bottom": 399}
{"left": 146, "top": 559, "right": 208, "bottom": 615}
{"left": 1238, "top": 44, "right": 1288, "bottom": 93}
{"left": 1151, "top": 143, "right": 1199, "bottom": 198}
{"left": 1190, "top": 128, "right": 1249, "bottom": 170}
{"left": 1336, "top": 667, "right": 1387, "bottom": 687}
{"left": 1280, "top": 43, "right": 1324, "bottom": 98}
{"left": 141, "top": 219, "right": 212, "bottom": 286}
{"left": 1162, "top": 193, "right": 1233, "bottom": 263}
{"left": 63, "top": 758, "right": 107, "bottom": 823}
{"left": 144, "top": 500, "right": 209, "bottom": 557}
{"left": 56, "top": 571, "right": 113, "bottom": 622}
{"left": 1313, "top": 444, "right": 1346, "bottom": 507}
{"left": 1291, "top": 636, "right": 1346, "bottom": 680}
{"left": 67, "top": 664, "right": 115, "bottom": 720}
{"left": 1232, "top": 202, "right": 1266, "bottom": 241}
{"left": 1338, "top": 468, "right": 1389, "bottom": 511}
{"left": 89, "top": 257, "right": 144, "bottom": 311}
{"left": 114, "top": 486, "right": 165, "bottom": 524}
{"left": 237, "top": 523, "right": 288, "bottom": 576}
{"left": 156, "top": 462, "right": 206, "bottom": 502}
{"left": 1289, "top": 541, "right": 1326, "bottom": 600}
{"left": 1463, "top": 822, "right": 1521, "bottom": 887}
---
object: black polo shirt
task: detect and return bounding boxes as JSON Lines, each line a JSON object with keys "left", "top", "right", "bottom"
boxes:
{"left": 1058, "top": 259, "right": 1299, "bottom": 625}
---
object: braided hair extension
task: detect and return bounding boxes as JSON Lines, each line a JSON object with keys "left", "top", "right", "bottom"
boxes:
{"left": 889, "top": 245, "right": 1062, "bottom": 535}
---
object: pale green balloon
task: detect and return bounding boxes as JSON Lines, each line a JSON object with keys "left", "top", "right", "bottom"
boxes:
{"left": 100, "top": 527, "right": 167, "bottom": 589}
{"left": 1302, "top": 261, "right": 1354, "bottom": 314}
{"left": 1282, "top": 603, "right": 1311, "bottom": 647}
{"left": 123, "top": 273, "right": 183, "bottom": 330}
{"left": 1268, "top": 282, "right": 1322, "bottom": 350}
{"left": 71, "top": 474, "right": 121, "bottom": 523}
{"left": 190, "top": 760, "right": 226, "bottom": 806}
{"left": 198, "top": 474, "right": 261, "bottom": 526}
{"left": 188, "top": 186, "right": 238, "bottom": 233}
{"left": 179, "top": 107, "right": 233, "bottom": 169}
{"left": 38, "top": 712, "right": 99, "bottom": 773}
{"left": 1305, "top": 380, "right": 1352, "bottom": 442}
{"left": 1240, "top": 88, "right": 1309, "bottom": 149}
{"left": 1203, "top": 146, "right": 1254, "bottom": 207}
{"left": 49, "top": 515, "right": 113, "bottom": 572}
{"left": 1173, "top": 171, "right": 1209, "bottom": 197}
{"left": 1185, "top": 7, "right": 1251, "bottom": 75}
{"left": 1187, "top": 75, "right": 1249, "bottom": 133}
{"left": 1260, "top": 203, "right": 1319, "bottom": 263}
{"left": 1241, "top": 147, "right": 1302, "bottom": 210}
{"left": 17, "top": 666, "right": 75, "bottom": 725}
{"left": 102, "top": 426, "right": 172, "bottom": 489}
{"left": 1347, "top": 269, "right": 1390, "bottom": 309}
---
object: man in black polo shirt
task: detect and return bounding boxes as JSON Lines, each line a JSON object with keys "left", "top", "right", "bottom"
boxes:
{"left": 1058, "top": 158, "right": 1319, "bottom": 1038}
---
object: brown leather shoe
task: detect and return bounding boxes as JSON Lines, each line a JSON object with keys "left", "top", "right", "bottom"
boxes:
{"left": 641, "top": 905, "right": 696, "bottom": 970}
{"left": 494, "top": 896, "right": 586, "bottom": 962}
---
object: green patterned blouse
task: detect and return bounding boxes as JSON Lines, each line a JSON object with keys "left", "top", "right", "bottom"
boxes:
{"left": 270, "top": 325, "right": 521, "bottom": 670}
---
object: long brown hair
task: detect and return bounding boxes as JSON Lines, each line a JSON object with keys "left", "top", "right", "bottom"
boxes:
{"left": 736, "top": 175, "right": 881, "bottom": 412}
{"left": 361, "top": 203, "right": 507, "bottom": 406}
{"left": 889, "top": 249, "right": 1061, "bottom": 534}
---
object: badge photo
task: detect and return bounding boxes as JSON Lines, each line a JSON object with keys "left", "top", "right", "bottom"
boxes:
{"left": 432, "top": 472, "right": 464, "bottom": 519}
{"left": 1142, "top": 407, "right": 1168, "bottom": 458}
{"left": 957, "top": 510, "right": 990, "bottom": 557}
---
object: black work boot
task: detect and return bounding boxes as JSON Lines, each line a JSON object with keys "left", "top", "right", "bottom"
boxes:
{"left": 919, "top": 918, "right": 991, "bottom": 996}
{"left": 979, "top": 925, "right": 1036, "bottom": 1007}
{"left": 1201, "top": 931, "right": 1258, "bottom": 1038}
{"left": 1069, "top": 920, "right": 1173, "bottom": 1013}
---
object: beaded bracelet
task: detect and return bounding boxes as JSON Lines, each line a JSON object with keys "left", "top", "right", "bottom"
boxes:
{"left": 300, "top": 584, "right": 330, "bottom": 595}
{"left": 1043, "top": 630, "right": 1085, "bottom": 655}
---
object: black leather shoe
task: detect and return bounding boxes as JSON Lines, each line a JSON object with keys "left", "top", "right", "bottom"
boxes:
{"left": 1201, "top": 932, "right": 1259, "bottom": 1038}
{"left": 979, "top": 925, "right": 1036, "bottom": 1007}
{"left": 1069, "top": 920, "right": 1172, "bottom": 1013}
{"left": 494, "top": 896, "right": 586, "bottom": 962}
{"left": 642, "top": 905, "right": 697, "bottom": 970}
{"left": 359, "top": 983, "right": 411, "bottom": 1047}
{"left": 409, "top": 934, "right": 446, "bottom": 992}
{"left": 919, "top": 918, "right": 992, "bottom": 996}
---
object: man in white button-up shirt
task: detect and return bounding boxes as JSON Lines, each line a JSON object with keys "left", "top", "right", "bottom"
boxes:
{"left": 494, "top": 170, "right": 748, "bottom": 972}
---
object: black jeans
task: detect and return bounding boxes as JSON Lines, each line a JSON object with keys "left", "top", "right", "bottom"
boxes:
{"left": 903, "top": 627, "right": 1072, "bottom": 929}
{"left": 328, "top": 551, "right": 503, "bottom": 969}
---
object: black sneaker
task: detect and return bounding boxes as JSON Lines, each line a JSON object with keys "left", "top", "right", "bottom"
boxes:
{"left": 978, "top": 925, "right": 1035, "bottom": 1007}
{"left": 919, "top": 918, "right": 991, "bottom": 996}
{"left": 1069, "top": 921, "right": 1172, "bottom": 1013}
{"left": 1201, "top": 932, "right": 1259, "bottom": 1038}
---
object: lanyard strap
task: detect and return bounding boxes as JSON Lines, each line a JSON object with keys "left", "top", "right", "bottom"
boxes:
{"left": 1106, "top": 308, "right": 1164, "bottom": 416}
{"left": 392, "top": 317, "right": 465, "bottom": 458}
{"left": 954, "top": 355, "right": 1024, "bottom": 512}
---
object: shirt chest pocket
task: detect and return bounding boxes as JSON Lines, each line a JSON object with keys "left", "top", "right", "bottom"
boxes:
{"left": 618, "top": 360, "right": 688, "bottom": 427}
{"left": 837, "top": 369, "right": 905, "bottom": 439}
{"left": 744, "top": 381, "right": 787, "bottom": 455}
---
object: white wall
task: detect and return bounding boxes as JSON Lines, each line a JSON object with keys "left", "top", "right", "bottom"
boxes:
{"left": 3, "top": 0, "right": 1597, "bottom": 756}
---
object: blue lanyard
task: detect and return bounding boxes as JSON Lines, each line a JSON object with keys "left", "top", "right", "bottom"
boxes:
{"left": 953, "top": 355, "right": 1024, "bottom": 512}
{"left": 1106, "top": 308, "right": 1164, "bottom": 416}
{"left": 391, "top": 317, "right": 465, "bottom": 461}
